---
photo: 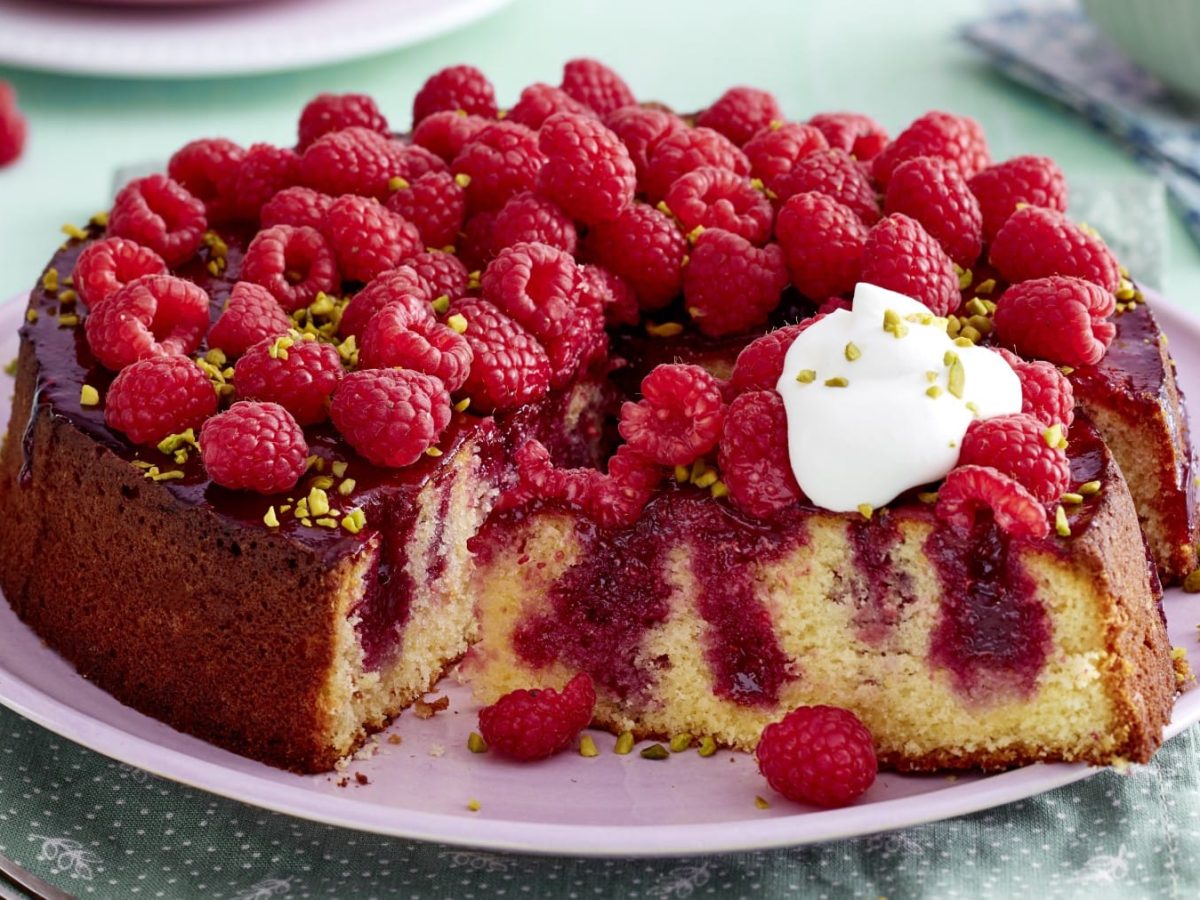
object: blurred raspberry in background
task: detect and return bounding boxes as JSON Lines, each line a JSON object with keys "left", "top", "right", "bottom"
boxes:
{"left": 0, "top": 81, "right": 26, "bottom": 167}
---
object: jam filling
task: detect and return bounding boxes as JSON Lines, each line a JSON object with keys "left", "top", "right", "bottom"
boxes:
{"left": 846, "top": 517, "right": 912, "bottom": 646}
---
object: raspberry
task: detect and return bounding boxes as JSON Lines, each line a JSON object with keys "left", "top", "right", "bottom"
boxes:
{"left": 405, "top": 250, "right": 469, "bottom": 301}
{"left": 807, "top": 112, "right": 889, "bottom": 161}
{"left": 683, "top": 229, "right": 787, "bottom": 337}
{"left": 385, "top": 170, "right": 465, "bottom": 249}
{"left": 718, "top": 390, "right": 803, "bottom": 518}
{"left": 477, "top": 672, "right": 596, "bottom": 761}
{"left": 84, "top": 274, "right": 210, "bottom": 371}
{"left": 389, "top": 142, "right": 449, "bottom": 182}
{"left": 774, "top": 192, "right": 867, "bottom": 299}
{"left": 696, "top": 87, "right": 782, "bottom": 147}
{"left": 108, "top": 174, "right": 207, "bottom": 267}
{"left": 240, "top": 224, "right": 340, "bottom": 312}
{"left": 872, "top": 111, "right": 990, "bottom": 187}
{"left": 743, "top": 122, "right": 828, "bottom": 194}
{"left": 618, "top": 364, "right": 724, "bottom": 466}
{"left": 298, "top": 92, "right": 388, "bottom": 151}
{"left": 199, "top": 401, "right": 308, "bottom": 494}
{"left": 259, "top": 186, "right": 333, "bottom": 230}
{"left": 481, "top": 241, "right": 580, "bottom": 344}
{"left": 601, "top": 105, "right": 686, "bottom": 180}
{"left": 167, "top": 138, "right": 244, "bottom": 223}
{"left": 411, "top": 110, "right": 489, "bottom": 163}
{"left": 491, "top": 191, "right": 578, "bottom": 257}
{"left": 537, "top": 113, "right": 636, "bottom": 224}
{"left": 459, "top": 210, "right": 499, "bottom": 271}
{"left": 412, "top": 64, "right": 497, "bottom": 125}
{"left": 968, "top": 155, "right": 1067, "bottom": 241}
{"left": 105, "top": 356, "right": 218, "bottom": 446}
{"left": 208, "top": 281, "right": 293, "bottom": 358}
{"left": 859, "top": 213, "right": 959, "bottom": 317}
{"left": 322, "top": 194, "right": 420, "bottom": 283}
{"left": 936, "top": 464, "right": 1050, "bottom": 539}
{"left": 583, "top": 203, "right": 686, "bottom": 310}
{"left": 508, "top": 82, "right": 590, "bottom": 130}
{"left": 234, "top": 334, "right": 344, "bottom": 425}
{"left": 0, "top": 81, "right": 27, "bottom": 168}
{"left": 339, "top": 267, "right": 433, "bottom": 340}
{"left": 958, "top": 413, "right": 1069, "bottom": 503}
{"left": 451, "top": 297, "right": 551, "bottom": 413}
{"left": 662, "top": 167, "right": 773, "bottom": 245}
{"left": 300, "top": 126, "right": 398, "bottom": 200}
{"left": 642, "top": 126, "right": 751, "bottom": 202}
{"left": 729, "top": 320, "right": 818, "bottom": 394}
{"left": 1008, "top": 356, "right": 1076, "bottom": 429}
{"left": 755, "top": 706, "right": 877, "bottom": 808}
{"left": 560, "top": 58, "right": 635, "bottom": 116}
{"left": 883, "top": 156, "right": 983, "bottom": 267}
{"left": 992, "top": 275, "right": 1116, "bottom": 366}
{"left": 817, "top": 296, "right": 853, "bottom": 315}
{"left": 331, "top": 368, "right": 452, "bottom": 467}
{"left": 580, "top": 263, "right": 639, "bottom": 327}
{"left": 231, "top": 143, "right": 301, "bottom": 221}
{"left": 544, "top": 285, "right": 604, "bottom": 388}
{"left": 72, "top": 237, "right": 167, "bottom": 307}
{"left": 772, "top": 148, "right": 881, "bottom": 224}
{"left": 988, "top": 206, "right": 1120, "bottom": 292}
{"left": 451, "top": 121, "right": 546, "bottom": 214}
{"left": 360, "top": 303, "right": 473, "bottom": 392}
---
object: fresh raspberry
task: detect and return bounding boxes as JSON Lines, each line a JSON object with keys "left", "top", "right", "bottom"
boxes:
{"left": 105, "top": 356, "right": 217, "bottom": 446}
{"left": 231, "top": 143, "right": 301, "bottom": 221}
{"left": 883, "top": 156, "right": 982, "bottom": 267}
{"left": 871, "top": 111, "right": 990, "bottom": 187}
{"left": 618, "top": 364, "right": 724, "bottom": 466}
{"left": 411, "top": 110, "right": 489, "bottom": 163}
{"left": 1006, "top": 354, "right": 1076, "bottom": 429}
{"left": 259, "top": 186, "right": 333, "bottom": 230}
{"left": 167, "top": 138, "right": 244, "bottom": 223}
{"left": 338, "top": 267, "right": 433, "bottom": 340}
{"left": 481, "top": 241, "right": 580, "bottom": 344}
{"left": 696, "top": 86, "right": 782, "bottom": 147}
{"left": 601, "top": 105, "right": 687, "bottom": 180}
{"left": 208, "top": 281, "right": 293, "bottom": 358}
{"left": 331, "top": 368, "right": 452, "bottom": 467}
{"left": 199, "top": 401, "right": 308, "bottom": 494}
{"left": 774, "top": 192, "right": 868, "bottom": 299}
{"left": 968, "top": 155, "right": 1068, "bottom": 241}
{"left": 108, "top": 174, "right": 207, "bottom": 267}
{"left": 859, "top": 213, "right": 959, "bottom": 316}
{"left": 772, "top": 148, "right": 881, "bottom": 224}
{"left": 817, "top": 296, "right": 853, "bottom": 315}
{"left": 729, "top": 320, "right": 819, "bottom": 394}
{"left": 683, "top": 229, "right": 787, "bottom": 337}
{"left": 405, "top": 250, "right": 469, "bottom": 301}
{"left": 507, "top": 82, "right": 591, "bottom": 130}
{"left": 491, "top": 191, "right": 578, "bottom": 257}
{"left": 560, "top": 58, "right": 636, "bottom": 116}
{"left": 72, "top": 237, "right": 167, "bottom": 307}
{"left": 988, "top": 206, "right": 1120, "bottom": 292}
{"left": 389, "top": 142, "right": 449, "bottom": 182}
{"left": 544, "top": 284, "right": 605, "bottom": 388}
{"left": 936, "top": 464, "right": 1050, "bottom": 539}
{"left": 412, "top": 64, "right": 497, "bottom": 125}
{"left": 451, "top": 297, "right": 551, "bottom": 413}
{"left": 743, "top": 123, "right": 828, "bottom": 194}
{"left": 663, "top": 167, "right": 773, "bottom": 245}
{"left": 84, "top": 274, "right": 210, "bottom": 371}
{"left": 580, "top": 263, "right": 639, "bottom": 327}
{"left": 756, "top": 706, "right": 877, "bottom": 808}
{"left": 0, "top": 81, "right": 27, "bottom": 167}
{"left": 298, "top": 92, "right": 388, "bottom": 151}
{"left": 992, "top": 275, "right": 1116, "bottom": 366}
{"left": 477, "top": 672, "right": 596, "bottom": 761}
{"left": 385, "top": 170, "right": 465, "bottom": 249}
{"left": 458, "top": 210, "right": 499, "bottom": 271}
{"left": 718, "top": 390, "right": 803, "bottom": 518}
{"left": 234, "top": 334, "right": 344, "bottom": 425}
{"left": 300, "top": 126, "right": 398, "bottom": 200}
{"left": 360, "top": 303, "right": 473, "bottom": 392}
{"left": 240, "top": 224, "right": 340, "bottom": 312}
{"left": 583, "top": 203, "right": 687, "bottom": 310}
{"left": 642, "top": 126, "right": 751, "bottom": 202}
{"left": 537, "top": 112, "right": 636, "bottom": 224}
{"left": 451, "top": 121, "right": 546, "bottom": 214}
{"left": 322, "top": 194, "right": 420, "bottom": 283}
{"left": 958, "top": 412, "right": 1069, "bottom": 502}
{"left": 807, "top": 112, "right": 889, "bottom": 161}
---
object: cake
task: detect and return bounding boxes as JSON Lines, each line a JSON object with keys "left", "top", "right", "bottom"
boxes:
{"left": 0, "top": 61, "right": 1191, "bottom": 780}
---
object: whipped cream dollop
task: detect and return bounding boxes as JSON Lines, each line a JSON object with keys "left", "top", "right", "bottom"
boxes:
{"left": 775, "top": 283, "right": 1022, "bottom": 512}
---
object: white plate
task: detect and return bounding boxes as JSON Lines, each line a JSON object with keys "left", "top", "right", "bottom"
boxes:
{"left": 0, "top": 0, "right": 515, "bottom": 79}
{"left": 0, "top": 292, "right": 1198, "bottom": 858}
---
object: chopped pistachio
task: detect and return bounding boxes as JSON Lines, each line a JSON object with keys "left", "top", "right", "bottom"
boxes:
{"left": 614, "top": 731, "right": 634, "bottom": 755}
{"left": 953, "top": 336, "right": 974, "bottom": 348}
{"left": 943, "top": 350, "right": 958, "bottom": 367}
{"left": 453, "top": 397, "right": 471, "bottom": 413}
{"left": 947, "top": 358, "right": 965, "bottom": 399}
{"left": 204, "top": 347, "right": 228, "bottom": 367}
{"left": 57, "top": 313, "right": 80, "bottom": 327}
{"left": 341, "top": 508, "right": 367, "bottom": 534}
{"left": 387, "top": 175, "right": 410, "bottom": 192}
{"left": 959, "top": 325, "right": 982, "bottom": 343}
{"left": 446, "top": 313, "right": 468, "bottom": 334}
{"left": 964, "top": 297, "right": 989, "bottom": 318}
{"left": 61, "top": 223, "right": 89, "bottom": 241}
{"left": 698, "top": 735, "right": 718, "bottom": 757}
{"left": 1054, "top": 505, "right": 1070, "bottom": 537}
{"left": 645, "top": 321, "right": 683, "bottom": 338}
{"left": 338, "top": 478, "right": 357, "bottom": 496}
{"left": 795, "top": 369, "right": 816, "bottom": 384}
{"left": 925, "top": 370, "right": 938, "bottom": 382}
{"left": 857, "top": 503, "right": 873, "bottom": 520}
{"left": 79, "top": 384, "right": 100, "bottom": 407}
{"left": 754, "top": 795, "right": 771, "bottom": 810}
{"left": 685, "top": 225, "right": 705, "bottom": 243}
{"left": 1061, "top": 492, "right": 1084, "bottom": 505}
{"left": 3, "top": 358, "right": 17, "bottom": 376}
{"left": 1078, "top": 480, "right": 1102, "bottom": 496}
{"left": 844, "top": 341, "right": 861, "bottom": 362}
{"left": 426, "top": 446, "right": 443, "bottom": 458}
{"left": 967, "top": 314, "right": 992, "bottom": 335}
{"left": 90, "top": 210, "right": 109, "bottom": 228}
{"left": 710, "top": 480, "right": 729, "bottom": 500}
{"left": 454, "top": 172, "right": 472, "bottom": 189}
{"left": 824, "top": 376, "right": 849, "bottom": 388}
{"left": 965, "top": 401, "right": 980, "bottom": 416}
{"left": 917, "top": 491, "right": 938, "bottom": 504}
{"left": 674, "top": 464, "right": 690, "bottom": 482}
{"left": 263, "top": 507, "right": 280, "bottom": 528}
{"left": 640, "top": 743, "right": 669, "bottom": 760}
{"left": 669, "top": 733, "right": 692, "bottom": 753}
{"left": 314, "top": 517, "right": 339, "bottom": 529}
{"left": 467, "top": 799, "right": 481, "bottom": 813}
{"left": 431, "top": 295, "right": 451, "bottom": 315}
{"left": 1183, "top": 569, "right": 1200, "bottom": 593}
{"left": 926, "top": 385, "right": 943, "bottom": 399}
{"left": 579, "top": 735, "right": 599, "bottom": 758}
{"left": 309, "top": 474, "right": 335, "bottom": 491}
{"left": 41, "top": 268, "right": 59, "bottom": 293}
{"left": 956, "top": 266, "right": 973, "bottom": 290}
{"left": 467, "top": 732, "right": 488, "bottom": 753}
{"left": 975, "top": 278, "right": 996, "bottom": 295}
{"left": 882, "top": 308, "right": 908, "bottom": 338}
{"left": 1043, "top": 423, "right": 1066, "bottom": 450}
{"left": 694, "top": 469, "right": 718, "bottom": 489}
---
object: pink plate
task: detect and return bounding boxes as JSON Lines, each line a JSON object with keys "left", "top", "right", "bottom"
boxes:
{"left": 0, "top": 293, "right": 1198, "bottom": 857}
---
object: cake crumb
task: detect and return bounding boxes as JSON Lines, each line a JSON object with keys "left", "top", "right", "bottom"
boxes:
{"left": 428, "top": 743, "right": 445, "bottom": 758}
{"left": 352, "top": 737, "right": 380, "bottom": 761}
{"left": 336, "top": 776, "right": 349, "bottom": 788}
{"left": 754, "top": 795, "right": 770, "bottom": 810}
{"left": 355, "top": 772, "right": 370, "bottom": 786}
{"left": 414, "top": 694, "right": 450, "bottom": 719}
{"left": 387, "top": 734, "right": 402, "bottom": 745}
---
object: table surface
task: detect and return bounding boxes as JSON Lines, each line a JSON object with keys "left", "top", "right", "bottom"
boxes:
{"left": 1, "top": 0, "right": 1199, "bottom": 897}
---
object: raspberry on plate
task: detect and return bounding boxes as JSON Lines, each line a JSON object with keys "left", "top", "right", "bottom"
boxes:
{"left": 662, "top": 167, "right": 774, "bottom": 246}
{"left": 618, "top": 364, "right": 724, "bottom": 467}
{"left": 583, "top": 203, "right": 687, "bottom": 310}
{"left": 992, "top": 275, "right": 1116, "bottom": 367}
{"left": 300, "top": 126, "right": 399, "bottom": 200}
{"left": 105, "top": 355, "right": 218, "bottom": 446}
{"left": 756, "top": 706, "right": 877, "bottom": 808}
{"left": 167, "top": 137, "right": 244, "bottom": 224}
{"left": 859, "top": 213, "right": 959, "bottom": 316}
{"left": 958, "top": 413, "right": 1070, "bottom": 503}
{"left": 988, "top": 206, "right": 1120, "bottom": 292}
{"left": 260, "top": 186, "right": 334, "bottom": 230}
{"left": 231, "top": 143, "right": 301, "bottom": 222}
{"left": 641, "top": 126, "right": 751, "bottom": 202}
{"left": 774, "top": 192, "right": 867, "bottom": 300}
{"left": 718, "top": 389, "right": 803, "bottom": 518}
{"left": 743, "top": 122, "right": 829, "bottom": 193}
{"left": 72, "top": 237, "right": 168, "bottom": 307}
{"left": 477, "top": 672, "right": 596, "bottom": 761}
{"left": 200, "top": 401, "right": 309, "bottom": 495}
{"left": 968, "top": 155, "right": 1067, "bottom": 241}
{"left": 412, "top": 64, "right": 498, "bottom": 125}
{"left": 452, "top": 121, "right": 547, "bottom": 214}
{"left": 338, "top": 267, "right": 433, "bottom": 341}
{"left": 240, "top": 224, "right": 340, "bottom": 312}
{"left": 385, "top": 170, "right": 466, "bottom": 249}
{"left": 696, "top": 86, "right": 782, "bottom": 147}
{"left": 0, "top": 80, "right": 27, "bottom": 168}
{"left": 683, "top": 229, "right": 787, "bottom": 337}
{"left": 883, "top": 155, "right": 983, "bottom": 267}
{"left": 601, "top": 105, "right": 686, "bottom": 180}
{"left": 359, "top": 302, "right": 473, "bottom": 392}
{"left": 298, "top": 92, "right": 388, "bottom": 151}
{"left": 807, "top": 112, "right": 889, "bottom": 161}
{"left": 728, "top": 320, "right": 816, "bottom": 395}
{"left": 322, "top": 194, "right": 421, "bottom": 283}
{"left": 330, "top": 368, "right": 452, "bottom": 468}
{"left": 560, "top": 58, "right": 636, "bottom": 116}
{"left": 871, "top": 110, "right": 990, "bottom": 187}
{"left": 490, "top": 191, "right": 578, "bottom": 258}
{"left": 84, "top": 274, "right": 210, "bottom": 371}
{"left": 411, "top": 110, "right": 490, "bottom": 164}
{"left": 108, "top": 174, "right": 207, "bottom": 267}
{"left": 772, "top": 148, "right": 881, "bottom": 225}
{"left": 451, "top": 297, "right": 551, "bottom": 413}
{"left": 536, "top": 112, "right": 636, "bottom": 224}
{"left": 507, "top": 82, "right": 591, "bottom": 130}
{"left": 234, "top": 333, "right": 344, "bottom": 425}
{"left": 208, "top": 281, "right": 293, "bottom": 358}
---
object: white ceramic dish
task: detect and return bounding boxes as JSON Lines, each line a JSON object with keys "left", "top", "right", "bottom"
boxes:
{"left": 0, "top": 293, "right": 1198, "bottom": 857}
{"left": 0, "top": 0, "right": 515, "bottom": 79}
